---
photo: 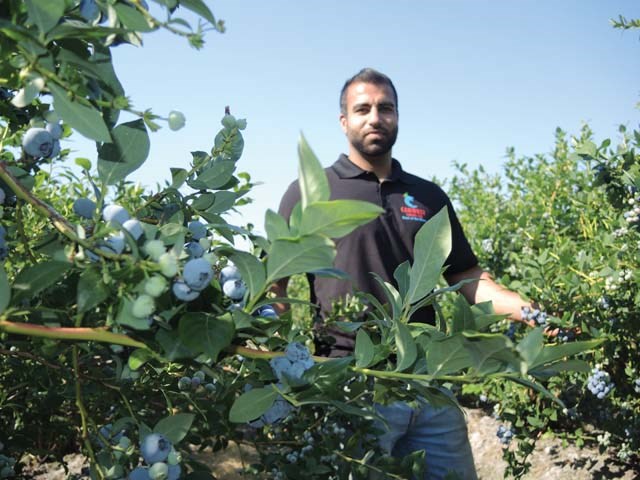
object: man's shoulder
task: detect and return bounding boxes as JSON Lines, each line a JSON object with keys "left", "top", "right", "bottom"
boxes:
{"left": 401, "top": 169, "right": 447, "bottom": 195}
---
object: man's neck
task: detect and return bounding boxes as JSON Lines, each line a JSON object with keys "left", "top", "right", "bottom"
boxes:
{"left": 347, "top": 149, "right": 392, "bottom": 181}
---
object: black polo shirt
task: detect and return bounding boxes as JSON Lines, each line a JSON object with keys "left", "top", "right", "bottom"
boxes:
{"left": 278, "top": 154, "right": 478, "bottom": 356}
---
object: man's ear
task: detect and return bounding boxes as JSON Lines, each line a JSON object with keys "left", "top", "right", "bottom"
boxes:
{"left": 339, "top": 113, "right": 347, "bottom": 134}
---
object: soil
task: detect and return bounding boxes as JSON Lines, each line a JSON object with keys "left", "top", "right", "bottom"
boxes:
{"left": 18, "top": 408, "right": 639, "bottom": 479}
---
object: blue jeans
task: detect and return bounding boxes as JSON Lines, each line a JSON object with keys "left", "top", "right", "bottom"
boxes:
{"left": 374, "top": 398, "right": 478, "bottom": 480}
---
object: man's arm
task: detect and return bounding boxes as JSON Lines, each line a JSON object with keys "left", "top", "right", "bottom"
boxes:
{"left": 272, "top": 277, "right": 290, "bottom": 314}
{"left": 444, "top": 265, "right": 535, "bottom": 325}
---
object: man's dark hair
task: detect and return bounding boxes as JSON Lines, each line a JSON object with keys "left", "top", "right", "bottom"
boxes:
{"left": 339, "top": 68, "right": 398, "bottom": 115}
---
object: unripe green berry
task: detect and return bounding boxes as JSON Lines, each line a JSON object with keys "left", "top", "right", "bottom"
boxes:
{"left": 144, "top": 276, "right": 168, "bottom": 297}
{"left": 132, "top": 294, "right": 155, "bottom": 318}
{"left": 167, "top": 449, "right": 181, "bottom": 465}
{"left": 158, "top": 253, "right": 178, "bottom": 278}
{"left": 193, "top": 370, "right": 205, "bottom": 381}
{"left": 148, "top": 462, "right": 169, "bottom": 480}
{"left": 144, "top": 240, "right": 165, "bottom": 261}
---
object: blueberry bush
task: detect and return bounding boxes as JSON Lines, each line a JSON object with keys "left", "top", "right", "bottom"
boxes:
{"left": 0, "top": 1, "right": 605, "bottom": 479}
{"left": 446, "top": 122, "right": 640, "bottom": 476}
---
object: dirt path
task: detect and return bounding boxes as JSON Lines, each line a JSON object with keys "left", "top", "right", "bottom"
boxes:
{"left": 19, "top": 408, "right": 639, "bottom": 479}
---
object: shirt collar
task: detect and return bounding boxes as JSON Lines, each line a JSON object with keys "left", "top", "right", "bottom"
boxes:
{"left": 332, "top": 154, "right": 418, "bottom": 184}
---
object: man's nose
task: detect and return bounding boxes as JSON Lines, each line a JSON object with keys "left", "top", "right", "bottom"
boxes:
{"left": 367, "top": 108, "right": 381, "bottom": 125}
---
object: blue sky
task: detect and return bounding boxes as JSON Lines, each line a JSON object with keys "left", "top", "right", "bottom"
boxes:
{"left": 70, "top": 0, "right": 640, "bottom": 235}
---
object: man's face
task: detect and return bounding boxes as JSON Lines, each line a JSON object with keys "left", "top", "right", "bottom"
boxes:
{"left": 340, "top": 81, "right": 398, "bottom": 159}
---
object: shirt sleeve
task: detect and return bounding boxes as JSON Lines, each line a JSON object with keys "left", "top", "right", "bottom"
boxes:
{"left": 443, "top": 193, "right": 478, "bottom": 275}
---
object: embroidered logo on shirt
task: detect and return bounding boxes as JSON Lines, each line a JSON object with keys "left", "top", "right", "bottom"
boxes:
{"left": 401, "top": 193, "right": 428, "bottom": 222}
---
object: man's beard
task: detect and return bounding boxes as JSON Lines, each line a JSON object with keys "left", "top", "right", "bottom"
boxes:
{"left": 349, "top": 127, "right": 398, "bottom": 159}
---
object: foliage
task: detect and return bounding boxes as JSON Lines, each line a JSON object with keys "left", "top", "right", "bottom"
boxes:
{"left": 0, "top": 2, "right": 604, "bottom": 479}
{"left": 445, "top": 125, "right": 640, "bottom": 476}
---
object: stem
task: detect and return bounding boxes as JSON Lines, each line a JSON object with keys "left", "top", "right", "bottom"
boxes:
{"left": 0, "top": 319, "right": 152, "bottom": 351}
{"left": 0, "top": 347, "right": 61, "bottom": 370}
{"left": 15, "top": 199, "right": 37, "bottom": 262}
{"left": 334, "top": 451, "right": 407, "bottom": 480}
{"left": 73, "top": 345, "right": 105, "bottom": 480}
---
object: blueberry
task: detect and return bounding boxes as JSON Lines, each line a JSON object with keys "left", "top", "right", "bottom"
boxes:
{"left": 140, "top": 433, "right": 172, "bottom": 464}
{"left": 168, "top": 111, "right": 186, "bottom": 131}
{"left": 219, "top": 265, "right": 241, "bottom": 284}
{"left": 184, "top": 241, "right": 204, "bottom": 259}
{"left": 183, "top": 258, "right": 213, "bottom": 291}
{"left": 73, "top": 198, "right": 96, "bottom": 219}
{"left": 123, "top": 219, "right": 144, "bottom": 240}
{"left": 99, "top": 233, "right": 126, "bottom": 255}
{"left": 79, "top": 0, "right": 101, "bottom": 23}
{"left": 167, "top": 464, "right": 181, "bottom": 480}
{"left": 256, "top": 305, "right": 278, "bottom": 319}
{"left": 222, "top": 279, "right": 246, "bottom": 300}
{"left": 45, "top": 122, "right": 63, "bottom": 140}
{"left": 178, "top": 376, "right": 192, "bottom": 391}
{"left": 261, "top": 397, "right": 293, "bottom": 424}
{"left": 103, "top": 204, "right": 130, "bottom": 226}
{"left": 187, "top": 220, "right": 207, "bottom": 240}
{"left": 22, "top": 127, "right": 54, "bottom": 158}
{"left": 172, "top": 280, "right": 199, "bottom": 302}
{"left": 193, "top": 370, "right": 205, "bottom": 381}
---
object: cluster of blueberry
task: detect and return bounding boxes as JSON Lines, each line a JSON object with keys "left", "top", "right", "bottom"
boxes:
{"left": 496, "top": 424, "right": 514, "bottom": 445}
{"left": 21, "top": 119, "right": 63, "bottom": 160}
{"left": 587, "top": 367, "right": 614, "bottom": 399}
{"left": 78, "top": 0, "right": 149, "bottom": 25}
{"left": 634, "top": 378, "right": 640, "bottom": 394}
{"left": 0, "top": 442, "right": 16, "bottom": 478}
{"left": 520, "top": 306, "right": 548, "bottom": 327}
{"left": 557, "top": 329, "right": 576, "bottom": 343}
{"left": 129, "top": 433, "right": 181, "bottom": 480}
{"left": 218, "top": 265, "right": 247, "bottom": 307}
{"left": 605, "top": 269, "right": 632, "bottom": 291}
{"left": 623, "top": 196, "right": 640, "bottom": 224}
{"left": 177, "top": 370, "right": 216, "bottom": 394}
{"left": 252, "top": 343, "right": 315, "bottom": 427}
{"left": 504, "top": 322, "right": 518, "bottom": 340}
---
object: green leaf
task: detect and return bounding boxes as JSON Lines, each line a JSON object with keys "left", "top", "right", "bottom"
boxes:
{"left": 214, "top": 128, "right": 244, "bottom": 162}
{"left": 426, "top": 335, "right": 472, "bottom": 376}
{"left": 516, "top": 327, "right": 545, "bottom": 368}
{"left": 128, "top": 349, "right": 152, "bottom": 370}
{"left": 355, "top": 329, "right": 375, "bottom": 368}
{"left": 187, "top": 160, "right": 235, "bottom": 190}
{"left": 266, "top": 235, "right": 335, "bottom": 283}
{"left": 116, "top": 298, "right": 152, "bottom": 330}
{"left": 25, "top": 0, "right": 65, "bottom": 33}
{"left": 154, "top": 413, "right": 195, "bottom": 443}
{"left": 531, "top": 339, "right": 605, "bottom": 369}
{"left": 529, "top": 359, "right": 591, "bottom": 379}
{"left": 393, "top": 260, "right": 411, "bottom": 301}
{"left": 297, "top": 133, "right": 329, "bottom": 210}
{"left": 49, "top": 83, "right": 111, "bottom": 143}
{"left": 179, "top": 0, "right": 218, "bottom": 26}
{"left": 156, "top": 329, "right": 194, "bottom": 361}
{"left": 171, "top": 168, "right": 188, "bottom": 188}
{"left": 98, "top": 119, "right": 150, "bottom": 185}
{"left": 12, "top": 261, "right": 70, "bottom": 303}
{"left": 451, "top": 294, "right": 475, "bottom": 333}
{"left": 204, "top": 191, "right": 236, "bottom": 214}
{"left": 178, "top": 312, "right": 235, "bottom": 360}
{"left": 395, "top": 322, "right": 417, "bottom": 371}
{"left": 371, "top": 273, "right": 402, "bottom": 320}
{"left": 114, "top": 3, "right": 154, "bottom": 32}
{"left": 462, "top": 332, "right": 519, "bottom": 375}
{"left": 406, "top": 207, "right": 452, "bottom": 304}
{"left": 264, "top": 209, "right": 290, "bottom": 241}
{"left": 229, "top": 387, "right": 278, "bottom": 423}
{"left": 298, "top": 200, "right": 383, "bottom": 238}
{"left": 77, "top": 269, "right": 109, "bottom": 313}
{"left": 0, "top": 268, "right": 10, "bottom": 314}
{"left": 225, "top": 250, "right": 266, "bottom": 299}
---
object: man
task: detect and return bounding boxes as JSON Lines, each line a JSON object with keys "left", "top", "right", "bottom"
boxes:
{"left": 275, "top": 68, "right": 536, "bottom": 479}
